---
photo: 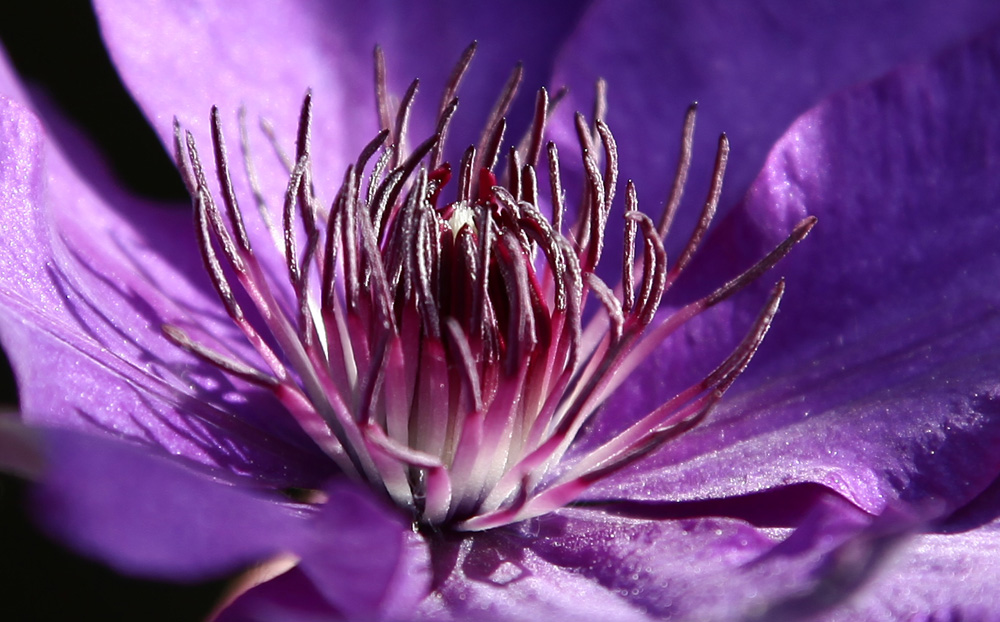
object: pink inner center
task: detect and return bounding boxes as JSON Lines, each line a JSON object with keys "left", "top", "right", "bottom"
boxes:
{"left": 165, "top": 43, "right": 815, "bottom": 530}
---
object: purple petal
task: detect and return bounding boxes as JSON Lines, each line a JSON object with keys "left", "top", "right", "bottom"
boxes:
{"left": 0, "top": 59, "right": 328, "bottom": 483}
{"left": 826, "top": 475, "right": 1000, "bottom": 618}
{"left": 417, "top": 527, "right": 652, "bottom": 621}
{"left": 419, "top": 489, "right": 872, "bottom": 620}
{"left": 551, "top": 0, "right": 1000, "bottom": 237}
{"left": 593, "top": 26, "right": 1000, "bottom": 517}
{"left": 31, "top": 427, "right": 313, "bottom": 580}
{"left": 823, "top": 521, "right": 1000, "bottom": 619}
{"left": 0, "top": 94, "right": 59, "bottom": 324}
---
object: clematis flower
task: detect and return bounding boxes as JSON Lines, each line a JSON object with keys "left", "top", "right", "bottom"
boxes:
{"left": 4, "top": 1, "right": 1000, "bottom": 620}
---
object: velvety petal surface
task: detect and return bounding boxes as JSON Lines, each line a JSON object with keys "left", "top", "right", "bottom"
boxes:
{"left": 823, "top": 521, "right": 1000, "bottom": 620}
{"left": 416, "top": 488, "right": 879, "bottom": 621}
{"left": 817, "top": 472, "right": 1000, "bottom": 619}
{"left": 550, "top": 0, "right": 1000, "bottom": 238}
{"left": 0, "top": 48, "right": 330, "bottom": 483}
{"left": 590, "top": 27, "right": 1000, "bottom": 520}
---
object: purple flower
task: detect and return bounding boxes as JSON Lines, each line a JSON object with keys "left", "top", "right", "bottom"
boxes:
{"left": 3, "top": 1, "right": 1000, "bottom": 619}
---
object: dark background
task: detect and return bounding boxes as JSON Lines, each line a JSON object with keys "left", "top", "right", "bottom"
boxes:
{"left": 0, "top": 3, "right": 228, "bottom": 620}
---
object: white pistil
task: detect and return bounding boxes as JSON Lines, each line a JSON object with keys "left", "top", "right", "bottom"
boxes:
{"left": 447, "top": 201, "right": 477, "bottom": 239}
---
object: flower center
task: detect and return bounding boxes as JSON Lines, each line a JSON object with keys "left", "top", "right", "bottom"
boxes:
{"left": 165, "top": 43, "right": 815, "bottom": 530}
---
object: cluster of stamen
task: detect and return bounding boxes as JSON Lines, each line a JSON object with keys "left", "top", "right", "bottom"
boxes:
{"left": 166, "top": 43, "right": 815, "bottom": 530}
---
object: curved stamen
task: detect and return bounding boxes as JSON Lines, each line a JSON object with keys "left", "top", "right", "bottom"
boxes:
{"left": 658, "top": 103, "right": 698, "bottom": 238}
{"left": 169, "top": 47, "right": 814, "bottom": 531}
